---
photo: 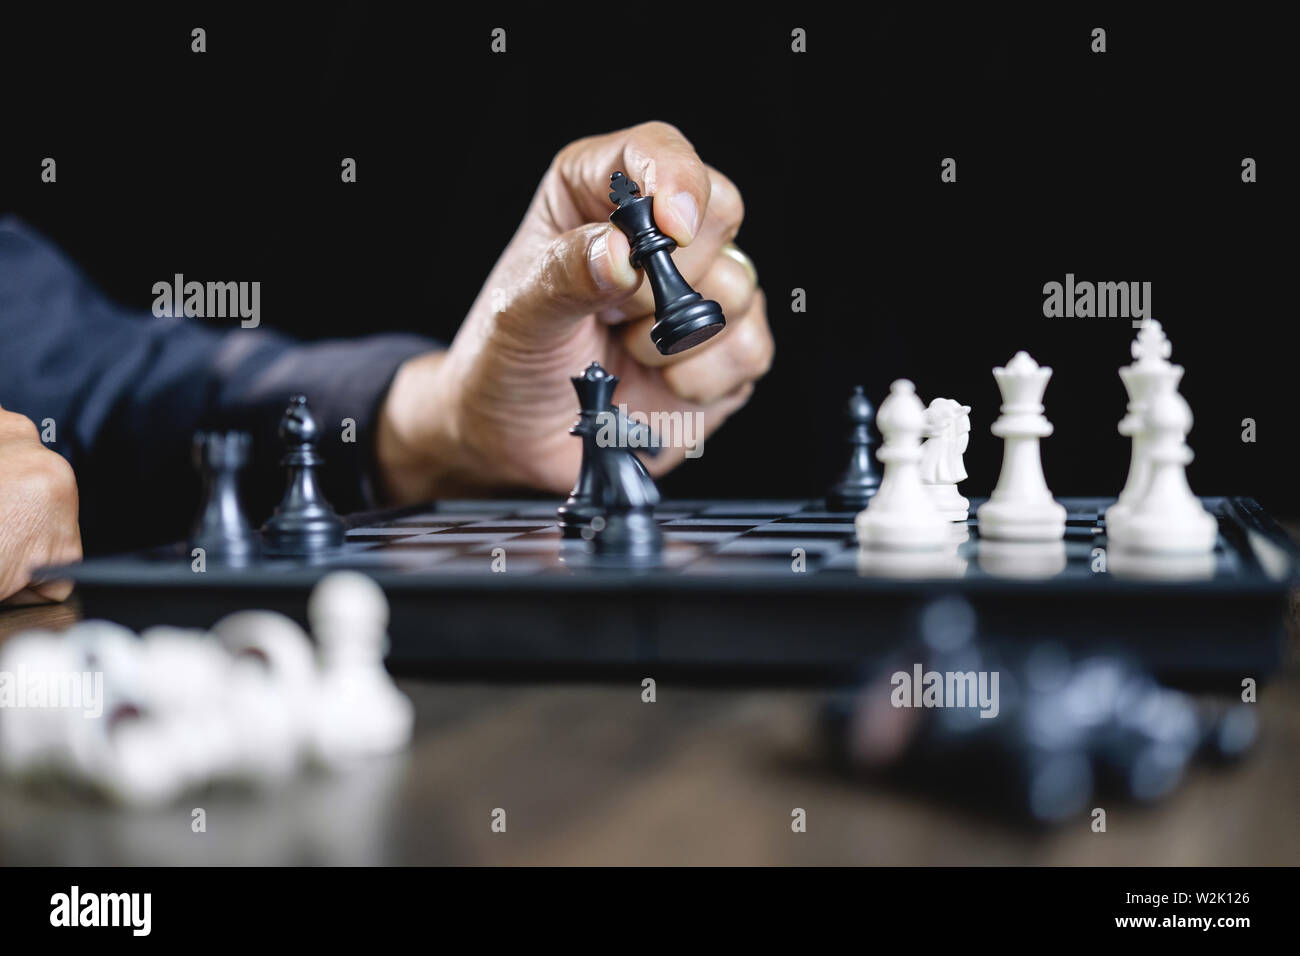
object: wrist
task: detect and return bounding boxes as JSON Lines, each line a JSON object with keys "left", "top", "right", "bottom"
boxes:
{"left": 375, "top": 350, "right": 467, "bottom": 503}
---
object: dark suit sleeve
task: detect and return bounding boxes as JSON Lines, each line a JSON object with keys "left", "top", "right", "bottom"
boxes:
{"left": 0, "top": 218, "right": 437, "bottom": 553}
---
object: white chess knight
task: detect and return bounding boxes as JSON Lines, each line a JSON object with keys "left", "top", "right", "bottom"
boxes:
{"left": 855, "top": 379, "right": 951, "bottom": 550}
{"left": 920, "top": 397, "right": 972, "bottom": 521}
{"left": 308, "top": 571, "right": 415, "bottom": 765}
{"left": 976, "top": 351, "right": 1067, "bottom": 541}
{"left": 1105, "top": 319, "right": 1183, "bottom": 529}
{"left": 1107, "top": 383, "right": 1217, "bottom": 554}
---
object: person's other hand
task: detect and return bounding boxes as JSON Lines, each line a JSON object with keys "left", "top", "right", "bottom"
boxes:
{"left": 0, "top": 407, "right": 81, "bottom": 603}
{"left": 377, "top": 121, "right": 772, "bottom": 501}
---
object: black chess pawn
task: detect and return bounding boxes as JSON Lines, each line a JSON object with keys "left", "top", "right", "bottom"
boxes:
{"left": 826, "top": 386, "right": 881, "bottom": 511}
{"left": 261, "top": 395, "right": 345, "bottom": 556}
{"left": 608, "top": 171, "right": 725, "bottom": 355}
{"left": 189, "top": 431, "right": 255, "bottom": 562}
{"left": 558, "top": 362, "right": 619, "bottom": 537}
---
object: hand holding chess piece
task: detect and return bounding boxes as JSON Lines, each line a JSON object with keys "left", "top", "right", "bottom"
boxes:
{"left": 374, "top": 122, "right": 772, "bottom": 504}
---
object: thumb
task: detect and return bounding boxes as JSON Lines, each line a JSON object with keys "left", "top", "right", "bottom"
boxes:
{"left": 498, "top": 223, "right": 639, "bottom": 340}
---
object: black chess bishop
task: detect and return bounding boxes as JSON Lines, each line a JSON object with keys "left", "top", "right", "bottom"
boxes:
{"left": 826, "top": 385, "right": 881, "bottom": 511}
{"left": 558, "top": 361, "right": 663, "bottom": 558}
{"left": 189, "top": 430, "right": 256, "bottom": 562}
{"left": 261, "top": 395, "right": 346, "bottom": 556}
{"left": 608, "top": 171, "right": 726, "bottom": 355}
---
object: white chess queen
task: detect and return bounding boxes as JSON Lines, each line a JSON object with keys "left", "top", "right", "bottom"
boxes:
{"left": 920, "top": 398, "right": 972, "bottom": 521}
{"left": 976, "top": 351, "right": 1067, "bottom": 541}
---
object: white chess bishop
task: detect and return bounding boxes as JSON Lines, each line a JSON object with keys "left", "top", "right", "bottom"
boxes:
{"left": 920, "top": 397, "right": 972, "bottom": 521}
{"left": 976, "top": 351, "right": 1067, "bottom": 541}
{"left": 1105, "top": 319, "right": 1184, "bottom": 530}
{"left": 1107, "top": 383, "right": 1217, "bottom": 555}
{"left": 855, "top": 379, "right": 951, "bottom": 550}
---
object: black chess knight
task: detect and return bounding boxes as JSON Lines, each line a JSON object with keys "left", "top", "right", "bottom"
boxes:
{"left": 261, "top": 395, "right": 346, "bottom": 556}
{"left": 608, "top": 171, "right": 726, "bottom": 355}
{"left": 558, "top": 362, "right": 663, "bottom": 558}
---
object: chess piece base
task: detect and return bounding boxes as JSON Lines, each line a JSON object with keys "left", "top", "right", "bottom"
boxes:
{"left": 924, "top": 483, "right": 970, "bottom": 522}
{"left": 557, "top": 500, "right": 602, "bottom": 538}
{"left": 1109, "top": 509, "right": 1216, "bottom": 555}
{"left": 262, "top": 513, "right": 345, "bottom": 556}
{"left": 976, "top": 498, "right": 1066, "bottom": 542}
{"left": 855, "top": 510, "right": 951, "bottom": 551}
{"left": 651, "top": 298, "right": 726, "bottom": 355}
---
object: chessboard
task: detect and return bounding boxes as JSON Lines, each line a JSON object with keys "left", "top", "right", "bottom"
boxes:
{"left": 48, "top": 495, "right": 1297, "bottom": 683}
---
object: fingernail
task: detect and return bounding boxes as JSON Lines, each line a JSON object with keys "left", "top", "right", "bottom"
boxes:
{"left": 590, "top": 228, "right": 635, "bottom": 293}
{"left": 668, "top": 192, "right": 699, "bottom": 243}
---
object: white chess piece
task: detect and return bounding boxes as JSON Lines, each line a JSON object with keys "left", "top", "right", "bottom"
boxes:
{"left": 60, "top": 621, "right": 191, "bottom": 807}
{"left": 308, "top": 572, "right": 414, "bottom": 765}
{"left": 920, "top": 397, "right": 972, "bottom": 521}
{"left": 1110, "top": 386, "right": 1217, "bottom": 555}
{"left": 213, "top": 610, "right": 317, "bottom": 784}
{"left": 1105, "top": 320, "right": 1183, "bottom": 531}
{"left": 976, "top": 352, "right": 1067, "bottom": 541}
{"left": 855, "top": 380, "right": 951, "bottom": 550}
{"left": 0, "top": 630, "right": 82, "bottom": 778}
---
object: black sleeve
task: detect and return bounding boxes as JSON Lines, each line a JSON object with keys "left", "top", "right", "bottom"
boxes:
{"left": 0, "top": 217, "right": 438, "bottom": 553}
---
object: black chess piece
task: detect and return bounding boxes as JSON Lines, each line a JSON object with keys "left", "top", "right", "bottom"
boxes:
{"left": 591, "top": 445, "right": 663, "bottom": 560}
{"left": 261, "top": 395, "right": 345, "bottom": 556}
{"left": 608, "top": 171, "right": 725, "bottom": 355}
{"left": 558, "top": 361, "right": 662, "bottom": 542}
{"left": 826, "top": 386, "right": 881, "bottom": 511}
{"left": 558, "top": 362, "right": 618, "bottom": 537}
{"left": 189, "top": 431, "right": 255, "bottom": 562}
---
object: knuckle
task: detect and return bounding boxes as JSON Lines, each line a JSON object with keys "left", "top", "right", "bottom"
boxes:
{"left": 638, "top": 120, "right": 686, "bottom": 142}
{"left": 0, "top": 410, "right": 40, "bottom": 443}
{"left": 732, "top": 322, "right": 775, "bottom": 378}
{"left": 708, "top": 173, "right": 745, "bottom": 235}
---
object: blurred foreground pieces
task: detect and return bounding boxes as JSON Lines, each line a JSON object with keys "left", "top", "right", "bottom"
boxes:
{"left": 0, "top": 571, "right": 413, "bottom": 807}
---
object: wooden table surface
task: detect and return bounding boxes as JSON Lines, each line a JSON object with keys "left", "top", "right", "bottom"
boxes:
{"left": 1, "top": 593, "right": 1297, "bottom": 866}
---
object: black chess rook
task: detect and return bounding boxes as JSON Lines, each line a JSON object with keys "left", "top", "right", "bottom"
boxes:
{"left": 189, "top": 430, "right": 255, "bottom": 561}
{"left": 608, "top": 171, "right": 725, "bottom": 355}
{"left": 261, "top": 394, "right": 346, "bottom": 556}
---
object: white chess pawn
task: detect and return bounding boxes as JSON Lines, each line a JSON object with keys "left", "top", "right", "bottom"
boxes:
{"left": 1111, "top": 386, "right": 1217, "bottom": 555}
{"left": 60, "top": 621, "right": 190, "bottom": 807}
{"left": 1106, "top": 320, "right": 1183, "bottom": 531}
{"left": 920, "top": 397, "right": 972, "bottom": 521}
{"left": 213, "top": 610, "right": 317, "bottom": 784}
{"left": 855, "top": 380, "right": 951, "bottom": 550}
{"left": 0, "top": 630, "right": 82, "bottom": 778}
{"left": 308, "top": 572, "right": 414, "bottom": 766}
{"left": 976, "top": 351, "right": 1067, "bottom": 541}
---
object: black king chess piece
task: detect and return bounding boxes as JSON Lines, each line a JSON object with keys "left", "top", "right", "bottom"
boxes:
{"left": 557, "top": 362, "right": 663, "bottom": 558}
{"left": 826, "top": 385, "right": 881, "bottom": 511}
{"left": 190, "top": 430, "right": 256, "bottom": 562}
{"left": 261, "top": 395, "right": 346, "bottom": 556}
{"left": 608, "top": 171, "right": 726, "bottom": 355}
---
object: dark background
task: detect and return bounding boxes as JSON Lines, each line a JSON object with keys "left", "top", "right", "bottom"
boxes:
{"left": 2, "top": 8, "right": 1292, "bottom": 517}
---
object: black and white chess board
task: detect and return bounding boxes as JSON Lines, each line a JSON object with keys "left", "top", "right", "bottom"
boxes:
{"left": 51, "top": 495, "right": 1297, "bottom": 682}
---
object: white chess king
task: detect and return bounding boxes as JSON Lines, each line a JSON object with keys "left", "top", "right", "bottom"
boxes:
{"left": 855, "top": 379, "right": 951, "bottom": 550}
{"left": 976, "top": 351, "right": 1067, "bottom": 541}
{"left": 1108, "top": 384, "right": 1217, "bottom": 554}
{"left": 1106, "top": 319, "right": 1184, "bottom": 530}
